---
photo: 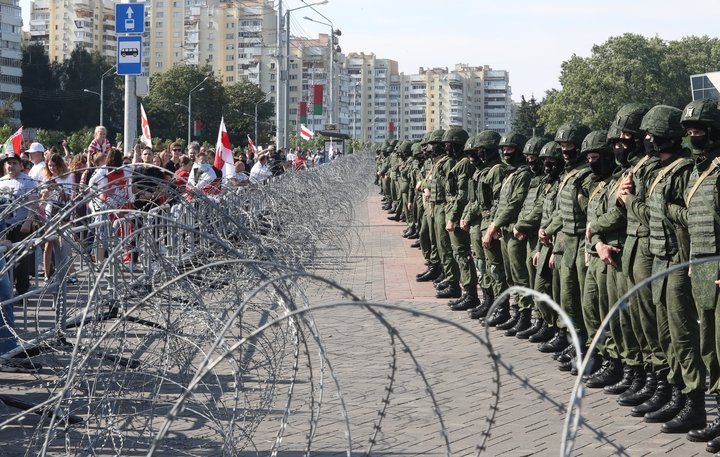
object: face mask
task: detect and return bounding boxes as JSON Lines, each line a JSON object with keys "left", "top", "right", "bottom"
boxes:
{"left": 644, "top": 138, "right": 657, "bottom": 154}
{"left": 589, "top": 159, "right": 604, "bottom": 177}
{"left": 562, "top": 148, "right": 579, "bottom": 167}
{"left": 544, "top": 160, "right": 563, "bottom": 178}
{"left": 528, "top": 159, "right": 543, "bottom": 175}
{"left": 690, "top": 135, "right": 708, "bottom": 151}
{"left": 613, "top": 143, "right": 629, "bottom": 167}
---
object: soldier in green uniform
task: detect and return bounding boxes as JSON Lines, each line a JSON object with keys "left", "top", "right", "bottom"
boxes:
{"left": 511, "top": 136, "right": 549, "bottom": 338}
{"left": 484, "top": 133, "right": 533, "bottom": 335}
{"left": 416, "top": 130, "right": 448, "bottom": 284}
{"left": 668, "top": 99, "right": 720, "bottom": 442}
{"left": 540, "top": 121, "right": 592, "bottom": 367}
{"left": 461, "top": 131, "right": 502, "bottom": 319}
{"left": 388, "top": 140, "right": 404, "bottom": 221}
{"left": 467, "top": 132, "right": 513, "bottom": 325}
{"left": 426, "top": 129, "right": 464, "bottom": 299}
{"left": 403, "top": 141, "right": 423, "bottom": 240}
{"left": 442, "top": 128, "right": 481, "bottom": 310}
{"left": 607, "top": 104, "right": 665, "bottom": 407}
{"left": 530, "top": 141, "right": 564, "bottom": 343}
{"left": 619, "top": 105, "right": 704, "bottom": 429}
{"left": 577, "top": 130, "right": 625, "bottom": 388}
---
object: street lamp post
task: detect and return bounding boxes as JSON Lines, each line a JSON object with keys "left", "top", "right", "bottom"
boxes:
{"left": 186, "top": 76, "right": 208, "bottom": 146}
{"left": 83, "top": 65, "right": 116, "bottom": 126}
{"left": 277, "top": 0, "right": 328, "bottom": 150}
{"left": 304, "top": 14, "right": 339, "bottom": 127}
{"left": 352, "top": 82, "right": 359, "bottom": 139}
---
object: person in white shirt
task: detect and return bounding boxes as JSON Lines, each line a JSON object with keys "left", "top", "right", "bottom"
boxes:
{"left": 26, "top": 142, "right": 46, "bottom": 182}
{"left": 187, "top": 150, "right": 217, "bottom": 193}
{"left": 249, "top": 152, "right": 272, "bottom": 183}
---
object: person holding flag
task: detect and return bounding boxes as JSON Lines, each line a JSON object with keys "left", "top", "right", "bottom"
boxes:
{"left": 213, "top": 117, "right": 237, "bottom": 188}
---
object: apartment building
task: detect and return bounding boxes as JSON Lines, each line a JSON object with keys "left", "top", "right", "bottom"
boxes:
{"left": 28, "top": 0, "right": 116, "bottom": 63}
{"left": 1, "top": 0, "right": 22, "bottom": 124}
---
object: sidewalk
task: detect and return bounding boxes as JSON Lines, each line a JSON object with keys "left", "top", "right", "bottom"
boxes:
{"left": 282, "top": 189, "right": 710, "bottom": 457}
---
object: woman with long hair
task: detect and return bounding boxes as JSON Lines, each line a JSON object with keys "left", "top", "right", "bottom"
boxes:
{"left": 39, "top": 153, "right": 75, "bottom": 280}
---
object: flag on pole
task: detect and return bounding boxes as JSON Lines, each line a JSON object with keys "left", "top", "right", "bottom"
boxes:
{"left": 214, "top": 116, "right": 235, "bottom": 178}
{"left": 312, "top": 84, "right": 323, "bottom": 115}
{"left": 247, "top": 134, "right": 257, "bottom": 155}
{"left": 140, "top": 104, "right": 152, "bottom": 148}
{"left": 3, "top": 126, "right": 23, "bottom": 155}
{"left": 300, "top": 124, "right": 314, "bottom": 141}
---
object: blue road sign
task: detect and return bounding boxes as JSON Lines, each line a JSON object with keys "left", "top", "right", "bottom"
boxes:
{"left": 117, "top": 36, "right": 142, "bottom": 75}
{"left": 115, "top": 3, "right": 144, "bottom": 34}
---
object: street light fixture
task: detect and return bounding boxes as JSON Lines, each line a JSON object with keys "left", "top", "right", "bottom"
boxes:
{"left": 83, "top": 65, "right": 116, "bottom": 126}
{"left": 185, "top": 76, "right": 208, "bottom": 146}
{"left": 303, "top": 14, "right": 340, "bottom": 127}
{"left": 276, "top": 0, "right": 328, "bottom": 151}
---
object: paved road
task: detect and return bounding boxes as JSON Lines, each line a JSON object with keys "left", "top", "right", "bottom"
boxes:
{"left": 261, "top": 190, "right": 712, "bottom": 457}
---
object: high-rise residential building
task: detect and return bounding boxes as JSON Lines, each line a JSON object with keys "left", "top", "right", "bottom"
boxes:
{"left": 28, "top": 0, "right": 116, "bottom": 63}
{"left": 1, "top": 0, "right": 23, "bottom": 125}
{"left": 691, "top": 71, "right": 720, "bottom": 100}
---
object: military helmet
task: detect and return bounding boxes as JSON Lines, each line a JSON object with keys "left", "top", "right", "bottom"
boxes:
{"left": 522, "top": 136, "right": 548, "bottom": 156}
{"left": 498, "top": 132, "right": 528, "bottom": 150}
{"left": 640, "top": 105, "right": 684, "bottom": 139}
{"left": 554, "top": 121, "right": 590, "bottom": 146}
{"left": 441, "top": 127, "right": 470, "bottom": 146}
{"left": 538, "top": 140, "right": 562, "bottom": 159}
{"left": 606, "top": 124, "right": 622, "bottom": 142}
{"left": 384, "top": 144, "right": 394, "bottom": 153}
{"left": 581, "top": 130, "right": 610, "bottom": 154}
{"left": 680, "top": 99, "right": 720, "bottom": 130}
{"left": 427, "top": 129, "right": 446, "bottom": 144}
{"left": 472, "top": 130, "right": 502, "bottom": 149}
{"left": 420, "top": 132, "right": 432, "bottom": 146}
{"left": 613, "top": 103, "right": 651, "bottom": 134}
{"left": 395, "top": 140, "right": 411, "bottom": 155}
{"left": 464, "top": 137, "right": 475, "bottom": 152}
{"left": 411, "top": 141, "right": 422, "bottom": 156}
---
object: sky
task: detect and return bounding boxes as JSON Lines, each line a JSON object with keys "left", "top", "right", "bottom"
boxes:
{"left": 20, "top": 0, "right": 720, "bottom": 101}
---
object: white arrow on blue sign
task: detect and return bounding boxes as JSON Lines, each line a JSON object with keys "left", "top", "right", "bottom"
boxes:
{"left": 117, "top": 36, "right": 143, "bottom": 75}
{"left": 115, "top": 3, "right": 145, "bottom": 34}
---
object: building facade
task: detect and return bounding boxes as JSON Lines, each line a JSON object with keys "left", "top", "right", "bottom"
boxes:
{"left": 1, "top": 0, "right": 22, "bottom": 125}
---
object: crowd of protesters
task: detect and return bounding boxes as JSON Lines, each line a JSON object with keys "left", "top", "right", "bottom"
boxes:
{"left": 0, "top": 126, "right": 332, "bottom": 372}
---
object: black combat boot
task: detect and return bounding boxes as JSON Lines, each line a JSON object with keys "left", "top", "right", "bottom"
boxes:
{"left": 468, "top": 302, "right": 490, "bottom": 319}
{"left": 410, "top": 240, "right": 421, "bottom": 248}
{"left": 604, "top": 365, "right": 637, "bottom": 395}
{"left": 617, "top": 367, "right": 647, "bottom": 405}
{"left": 416, "top": 266, "right": 442, "bottom": 282}
{"left": 706, "top": 435, "right": 720, "bottom": 454}
{"left": 402, "top": 227, "right": 414, "bottom": 238}
{"left": 432, "top": 273, "right": 447, "bottom": 287}
{"left": 416, "top": 266, "right": 432, "bottom": 279}
{"left": 585, "top": 358, "right": 623, "bottom": 388}
{"left": 662, "top": 389, "right": 706, "bottom": 433}
{"left": 387, "top": 214, "right": 400, "bottom": 221}
{"left": 557, "top": 346, "right": 576, "bottom": 364}
{"left": 436, "top": 283, "right": 461, "bottom": 299}
{"left": 539, "top": 328, "right": 569, "bottom": 353}
{"left": 447, "top": 290, "right": 468, "bottom": 307}
{"left": 485, "top": 300, "right": 510, "bottom": 327}
{"left": 688, "top": 394, "right": 720, "bottom": 442}
{"left": 529, "top": 324, "right": 556, "bottom": 343}
{"left": 558, "top": 354, "right": 580, "bottom": 372}
{"left": 407, "top": 231, "right": 420, "bottom": 240}
{"left": 629, "top": 376, "right": 666, "bottom": 415}
{"left": 505, "top": 308, "right": 532, "bottom": 337}
{"left": 451, "top": 293, "right": 480, "bottom": 311}
{"left": 644, "top": 384, "right": 684, "bottom": 423}
{"left": 496, "top": 306, "right": 520, "bottom": 330}
{"left": 516, "top": 318, "right": 544, "bottom": 340}
{"left": 435, "top": 279, "right": 452, "bottom": 291}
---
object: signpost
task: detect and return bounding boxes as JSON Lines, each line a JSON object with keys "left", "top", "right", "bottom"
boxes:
{"left": 117, "top": 36, "right": 142, "bottom": 76}
{"left": 115, "top": 4, "right": 145, "bottom": 34}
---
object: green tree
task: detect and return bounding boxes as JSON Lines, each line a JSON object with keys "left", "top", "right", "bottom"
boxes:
{"left": 537, "top": 33, "right": 720, "bottom": 133}
{"left": 513, "top": 95, "right": 544, "bottom": 137}
{"left": 20, "top": 43, "right": 61, "bottom": 129}
{"left": 223, "top": 80, "right": 273, "bottom": 148}
{"left": 142, "top": 65, "right": 224, "bottom": 145}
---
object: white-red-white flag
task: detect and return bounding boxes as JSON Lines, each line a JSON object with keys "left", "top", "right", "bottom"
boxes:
{"left": 214, "top": 116, "right": 235, "bottom": 178}
{"left": 300, "top": 124, "right": 314, "bottom": 141}
{"left": 247, "top": 134, "right": 257, "bottom": 155}
{"left": 140, "top": 103, "right": 152, "bottom": 148}
{"left": 3, "top": 126, "right": 23, "bottom": 155}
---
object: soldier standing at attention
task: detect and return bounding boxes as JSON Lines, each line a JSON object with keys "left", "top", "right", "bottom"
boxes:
{"left": 619, "top": 105, "right": 703, "bottom": 431}
{"left": 460, "top": 131, "right": 502, "bottom": 319}
{"left": 541, "top": 121, "right": 593, "bottom": 371}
